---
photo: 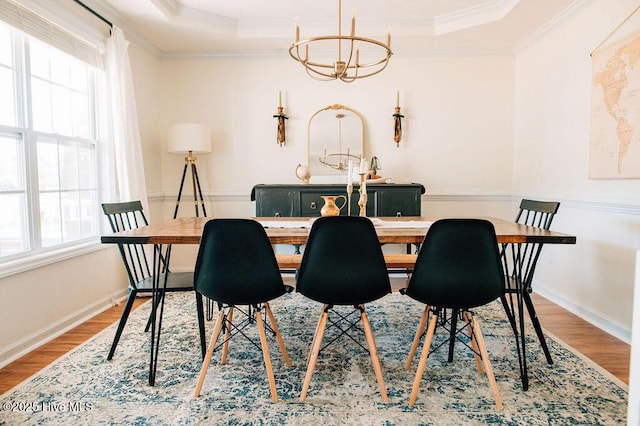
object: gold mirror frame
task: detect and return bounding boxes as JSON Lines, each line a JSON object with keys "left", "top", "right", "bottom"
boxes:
{"left": 307, "top": 104, "right": 364, "bottom": 178}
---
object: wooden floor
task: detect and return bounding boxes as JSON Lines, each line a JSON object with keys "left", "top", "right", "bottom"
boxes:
{"left": 0, "top": 292, "right": 630, "bottom": 395}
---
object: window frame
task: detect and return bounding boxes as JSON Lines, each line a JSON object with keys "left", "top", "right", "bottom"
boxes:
{"left": 0, "top": 18, "right": 109, "bottom": 278}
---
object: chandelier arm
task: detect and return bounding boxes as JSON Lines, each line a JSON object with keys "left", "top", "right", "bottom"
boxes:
{"left": 305, "top": 65, "right": 336, "bottom": 82}
{"left": 290, "top": 42, "right": 329, "bottom": 68}
{"left": 337, "top": 38, "right": 356, "bottom": 80}
{"left": 345, "top": 60, "right": 391, "bottom": 79}
{"left": 290, "top": 44, "right": 342, "bottom": 80}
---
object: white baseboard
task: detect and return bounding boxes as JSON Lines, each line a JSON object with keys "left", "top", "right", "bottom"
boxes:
{"left": 535, "top": 286, "right": 632, "bottom": 345}
{"left": 0, "top": 289, "right": 129, "bottom": 369}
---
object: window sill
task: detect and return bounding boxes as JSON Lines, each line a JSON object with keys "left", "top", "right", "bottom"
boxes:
{"left": 0, "top": 240, "right": 110, "bottom": 280}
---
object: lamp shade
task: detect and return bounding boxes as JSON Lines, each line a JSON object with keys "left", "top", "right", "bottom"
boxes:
{"left": 167, "top": 123, "right": 211, "bottom": 154}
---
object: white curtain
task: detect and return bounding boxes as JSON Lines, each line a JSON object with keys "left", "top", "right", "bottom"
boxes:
{"left": 105, "top": 26, "right": 150, "bottom": 216}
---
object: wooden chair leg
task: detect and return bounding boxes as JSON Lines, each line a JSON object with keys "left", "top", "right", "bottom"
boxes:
{"left": 360, "top": 306, "right": 389, "bottom": 403}
{"left": 194, "top": 310, "right": 225, "bottom": 397}
{"left": 465, "top": 311, "right": 483, "bottom": 372}
{"left": 409, "top": 312, "right": 438, "bottom": 406}
{"left": 221, "top": 307, "right": 234, "bottom": 365}
{"left": 256, "top": 307, "right": 279, "bottom": 402}
{"left": 470, "top": 314, "right": 503, "bottom": 411}
{"left": 265, "top": 303, "right": 292, "bottom": 367}
{"left": 306, "top": 305, "right": 326, "bottom": 366}
{"left": 406, "top": 305, "right": 430, "bottom": 369}
{"left": 300, "top": 309, "right": 328, "bottom": 402}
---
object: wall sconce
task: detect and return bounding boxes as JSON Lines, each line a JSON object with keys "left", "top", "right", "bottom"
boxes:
{"left": 393, "top": 90, "right": 404, "bottom": 147}
{"left": 273, "top": 91, "right": 288, "bottom": 147}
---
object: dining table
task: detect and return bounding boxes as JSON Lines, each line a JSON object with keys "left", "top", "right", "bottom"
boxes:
{"left": 101, "top": 215, "right": 576, "bottom": 389}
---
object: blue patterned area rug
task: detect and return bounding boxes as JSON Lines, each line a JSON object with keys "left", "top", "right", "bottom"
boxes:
{"left": 0, "top": 292, "right": 628, "bottom": 425}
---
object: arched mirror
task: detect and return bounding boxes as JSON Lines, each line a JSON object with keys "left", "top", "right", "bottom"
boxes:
{"left": 307, "top": 104, "right": 364, "bottom": 180}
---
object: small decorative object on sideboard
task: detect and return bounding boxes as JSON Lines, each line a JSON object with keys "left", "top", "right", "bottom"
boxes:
{"left": 368, "top": 156, "right": 382, "bottom": 179}
{"left": 393, "top": 91, "right": 404, "bottom": 147}
{"left": 358, "top": 157, "right": 368, "bottom": 217}
{"left": 320, "top": 195, "right": 346, "bottom": 217}
{"left": 295, "top": 163, "right": 311, "bottom": 183}
{"left": 273, "top": 91, "right": 288, "bottom": 147}
{"left": 346, "top": 159, "right": 354, "bottom": 215}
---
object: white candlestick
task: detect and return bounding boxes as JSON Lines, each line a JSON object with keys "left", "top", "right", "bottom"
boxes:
{"left": 348, "top": 160, "right": 353, "bottom": 183}
{"left": 360, "top": 157, "right": 366, "bottom": 174}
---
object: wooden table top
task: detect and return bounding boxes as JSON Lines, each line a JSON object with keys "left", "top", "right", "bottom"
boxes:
{"left": 101, "top": 216, "right": 577, "bottom": 246}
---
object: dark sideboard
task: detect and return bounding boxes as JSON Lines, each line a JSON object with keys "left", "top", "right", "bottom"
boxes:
{"left": 251, "top": 183, "right": 425, "bottom": 218}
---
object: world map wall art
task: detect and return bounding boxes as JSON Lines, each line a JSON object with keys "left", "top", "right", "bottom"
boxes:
{"left": 589, "top": 18, "right": 640, "bottom": 179}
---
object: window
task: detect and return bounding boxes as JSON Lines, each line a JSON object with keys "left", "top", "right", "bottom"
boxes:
{"left": 0, "top": 20, "right": 103, "bottom": 260}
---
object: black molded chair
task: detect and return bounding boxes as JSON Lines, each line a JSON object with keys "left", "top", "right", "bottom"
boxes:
{"left": 402, "top": 219, "right": 504, "bottom": 409}
{"left": 193, "top": 219, "right": 292, "bottom": 402}
{"left": 296, "top": 216, "right": 392, "bottom": 402}
{"left": 101, "top": 201, "right": 194, "bottom": 360}
{"left": 501, "top": 199, "right": 560, "bottom": 366}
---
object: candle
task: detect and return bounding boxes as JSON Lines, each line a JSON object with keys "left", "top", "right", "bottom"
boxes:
{"left": 387, "top": 27, "right": 391, "bottom": 48}
{"left": 396, "top": 90, "right": 399, "bottom": 108}
{"left": 360, "top": 157, "right": 366, "bottom": 174}
{"left": 279, "top": 91, "right": 282, "bottom": 108}
{"left": 295, "top": 23, "right": 300, "bottom": 42}
{"left": 348, "top": 160, "right": 353, "bottom": 184}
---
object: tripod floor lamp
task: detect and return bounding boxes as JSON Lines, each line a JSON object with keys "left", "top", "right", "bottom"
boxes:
{"left": 168, "top": 123, "right": 211, "bottom": 219}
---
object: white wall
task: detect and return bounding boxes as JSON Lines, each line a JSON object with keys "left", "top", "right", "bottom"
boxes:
{"left": 157, "top": 53, "right": 515, "bottom": 202}
{"left": 0, "top": 247, "right": 127, "bottom": 366}
{"left": 514, "top": 0, "right": 640, "bottom": 341}
{"left": 153, "top": 52, "right": 516, "bottom": 268}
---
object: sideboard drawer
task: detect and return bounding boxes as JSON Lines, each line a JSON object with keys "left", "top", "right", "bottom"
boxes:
{"left": 254, "top": 189, "right": 295, "bottom": 217}
{"left": 377, "top": 188, "right": 422, "bottom": 216}
{"left": 300, "top": 193, "right": 325, "bottom": 216}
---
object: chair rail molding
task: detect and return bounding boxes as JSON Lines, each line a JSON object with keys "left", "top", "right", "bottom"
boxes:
{"left": 150, "top": 191, "right": 640, "bottom": 215}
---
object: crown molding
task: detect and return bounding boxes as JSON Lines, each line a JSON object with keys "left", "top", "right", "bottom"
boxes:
{"left": 78, "top": 1, "right": 586, "bottom": 63}
{"left": 150, "top": 0, "right": 236, "bottom": 34}
{"left": 157, "top": 0, "right": 523, "bottom": 39}
{"left": 433, "top": 0, "right": 520, "bottom": 35}
{"left": 514, "top": 0, "right": 591, "bottom": 54}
